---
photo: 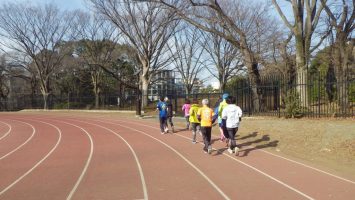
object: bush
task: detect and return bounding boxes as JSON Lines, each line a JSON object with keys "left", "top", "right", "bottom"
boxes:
{"left": 285, "top": 91, "right": 303, "bottom": 118}
{"left": 53, "top": 102, "right": 68, "bottom": 109}
{"left": 53, "top": 102, "right": 86, "bottom": 109}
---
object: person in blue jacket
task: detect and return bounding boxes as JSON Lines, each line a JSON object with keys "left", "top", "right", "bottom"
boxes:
{"left": 156, "top": 97, "right": 168, "bottom": 134}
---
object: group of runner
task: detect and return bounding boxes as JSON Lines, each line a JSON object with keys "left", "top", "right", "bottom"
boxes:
{"left": 157, "top": 94, "right": 243, "bottom": 155}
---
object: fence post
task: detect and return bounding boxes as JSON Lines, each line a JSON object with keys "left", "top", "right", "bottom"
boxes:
{"left": 248, "top": 79, "right": 252, "bottom": 117}
{"left": 67, "top": 92, "right": 70, "bottom": 110}
{"left": 278, "top": 78, "right": 281, "bottom": 118}
{"left": 318, "top": 72, "right": 321, "bottom": 118}
{"left": 174, "top": 93, "right": 178, "bottom": 116}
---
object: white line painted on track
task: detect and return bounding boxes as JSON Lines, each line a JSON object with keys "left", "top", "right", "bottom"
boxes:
{"left": 68, "top": 119, "right": 148, "bottom": 200}
{"left": 258, "top": 149, "right": 355, "bottom": 185}
{"left": 55, "top": 121, "right": 94, "bottom": 200}
{"left": 110, "top": 118, "right": 314, "bottom": 200}
{"left": 124, "top": 117, "right": 355, "bottom": 185}
{"left": 0, "top": 120, "right": 62, "bottom": 196}
{"left": 92, "top": 119, "right": 231, "bottom": 200}
{"left": 0, "top": 120, "right": 35, "bottom": 160}
{"left": 0, "top": 121, "right": 12, "bottom": 141}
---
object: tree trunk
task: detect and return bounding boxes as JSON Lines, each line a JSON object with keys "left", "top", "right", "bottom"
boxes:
{"left": 141, "top": 77, "right": 149, "bottom": 108}
{"left": 219, "top": 80, "right": 226, "bottom": 93}
{"left": 296, "top": 68, "right": 308, "bottom": 108}
{"left": 242, "top": 48, "right": 262, "bottom": 112}
{"left": 325, "top": 61, "right": 336, "bottom": 103}
{"left": 247, "top": 62, "right": 262, "bottom": 112}
{"left": 335, "top": 36, "right": 349, "bottom": 114}
{"left": 43, "top": 92, "right": 49, "bottom": 110}
{"left": 40, "top": 79, "right": 50, "bottom": 110}
{"left": 93, "top": 81, "right": 100, "bottom": 109}
{"left": 95, "top": 92, "right": 99, "bottom": 109}
{"left": 336, "top": 73, "right": 348, "bottom": 114}
{"left": 136, "top": 88, "right": 142, "bottom": 116}
{"left": 295, "top": 34, "right": 308, "bottom": 107}
{"left": 185, "top": 87, "right": 191, "bottom": 97}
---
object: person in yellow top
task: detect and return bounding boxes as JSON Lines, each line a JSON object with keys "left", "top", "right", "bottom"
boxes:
{"left": 189, "top": 99, "right": 201, "bottom": 144}
{"left": 218, "top": 93, "right": 229, "bottom": 144}
{"left": 197, "top": 99, "right": 217, "bottom": 154}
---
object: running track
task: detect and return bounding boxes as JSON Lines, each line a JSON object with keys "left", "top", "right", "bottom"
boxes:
{"left": 0, "top": 112, "right": 354, "bottom": 200}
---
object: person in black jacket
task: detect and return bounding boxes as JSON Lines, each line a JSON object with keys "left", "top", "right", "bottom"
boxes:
{"left": 164, "top": 97, "right": 175, "bottom": 133}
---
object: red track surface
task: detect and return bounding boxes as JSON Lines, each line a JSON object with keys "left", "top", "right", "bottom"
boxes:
{"left": 0, "top": 113, "right": 354, "bottom": 200}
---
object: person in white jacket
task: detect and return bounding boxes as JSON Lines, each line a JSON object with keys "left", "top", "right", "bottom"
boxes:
{"left": 222, "top": 96, "right": 243, "bottom": 155}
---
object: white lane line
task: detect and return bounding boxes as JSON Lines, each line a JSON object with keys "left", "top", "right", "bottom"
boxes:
{"left": 258, "top": 149, "right": 355, "bottom": 185}
{"left": 126, "top": 118, "right": 355, "bottom": 185}
{"left": 54, "top": 120, "right": 94, "bottom": 200}
{"left": 19, "top": 113, "right": 355, "bottom": 186}
{"left": 92, "top": 119, "right": 231, "bottom": 200}
{"left": 111, "top": 118, "right": 314, "bottom": 200}
{"left": 0, "top": 120, "right": 62, "bottom": 196}
{"left": 0, "top": 120, "right": 35, "bottom": 160}
{"left": 68, "top": 119, "right": 148, "bottom": 200}
{"left": 0, "top": 121, "right": 12, "bottom": 141}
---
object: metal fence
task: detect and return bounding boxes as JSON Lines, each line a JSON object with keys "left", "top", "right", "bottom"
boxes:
{"left": 145, "top": 71, "right": 354, "bottom": 118}
{"left": 1, "top": 71, "right": 354, "bottom": 118}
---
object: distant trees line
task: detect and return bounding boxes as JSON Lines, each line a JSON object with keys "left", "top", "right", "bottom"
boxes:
{"left": 0, "top": 0, "right": 353, "bottom": 115}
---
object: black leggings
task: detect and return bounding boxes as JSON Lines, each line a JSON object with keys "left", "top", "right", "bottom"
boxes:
{"left": 227, "top": 127, "right": 238, "bottom": 149}
{"left": 159, "top": 117, "right": 167, "bottom": 132}
{"left": 166, "top": 116, "right": 174, "bottom": 127}
{"left": 200, "top": 126, "right": 212, "bottom": 150}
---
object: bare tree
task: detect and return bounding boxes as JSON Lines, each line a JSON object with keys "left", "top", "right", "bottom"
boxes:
{"left": 266, "top": 32, "right": 296, "bottom": 79}
{"left": 0, "top": 3, "right": 81, "bottom": 109}
{"left": 169, "top": 26, "right": 208, "bottom": 96}
{"left": 264, "top": 32, "right": 297, "bottom": 107}
{"left": 2, "top": 52, "right": 40, "bottom": 108}
{"left": 156, "top": 0, "right": 277, "bottom": 111}
{"left": 89, "top": 0, "right": 179, "bottom": 108}
{"left": 321, "top": 0, "right": 355, "bottom": 110}
{"left": 202, "top": 30, "right": 244, "bottom": 93}
{"left": 272, "top": 0, "right": 326, "bottom": 106}
{"left": 0, "top": 55, "right": 10, "bottom": 109}
{"left": 77, "top": 14, "right": 121, "bottom": 109}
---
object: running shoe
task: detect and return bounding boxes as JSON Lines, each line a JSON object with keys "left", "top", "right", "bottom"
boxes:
{"left": 207, "top": 146, "right": 212, "bottom": 154}
{"left": 227, "top": 148, "right": 233, "bottom": 154}
{"left": 203, "top": 147, "right": 208, "bottom": 153}
{"left": 234, "top": 147, "right": 239, "bottom": 156}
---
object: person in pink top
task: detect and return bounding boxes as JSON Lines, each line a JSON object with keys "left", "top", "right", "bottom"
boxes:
{"left": 182, "top": 99, "right": 191, "bottom": 130}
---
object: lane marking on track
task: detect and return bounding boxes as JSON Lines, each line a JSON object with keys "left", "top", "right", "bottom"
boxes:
{"left": 91, "top": 119, "right": 231, "bottom": 200}
{"left": 0, "top": 120, "right": 62, "bottom": 196}
{"left": 56, "top": 113, "right": 354, "bottom": 187}
{"left": 124, "top": 117, "right": 355, "bottom": 185}
{"left": 0, "top": 121, "right": 12, "bottom": 141}
{"left": 0, "top": 120, "right": 36, "bottom": 160}
{"left": 23, "top": 114, "right": 354, "bottom": 193}
{"left": 258, "top": 149, "right": 355, "bottom": 185}
{"left": 68, "top": 119, "right": 148, "bottom": 200}
{"left": 50, "top": 120, "right": 94, "bottom": 200}
{"left": 110, "top": 118, "right": 314, "bottom": 200}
